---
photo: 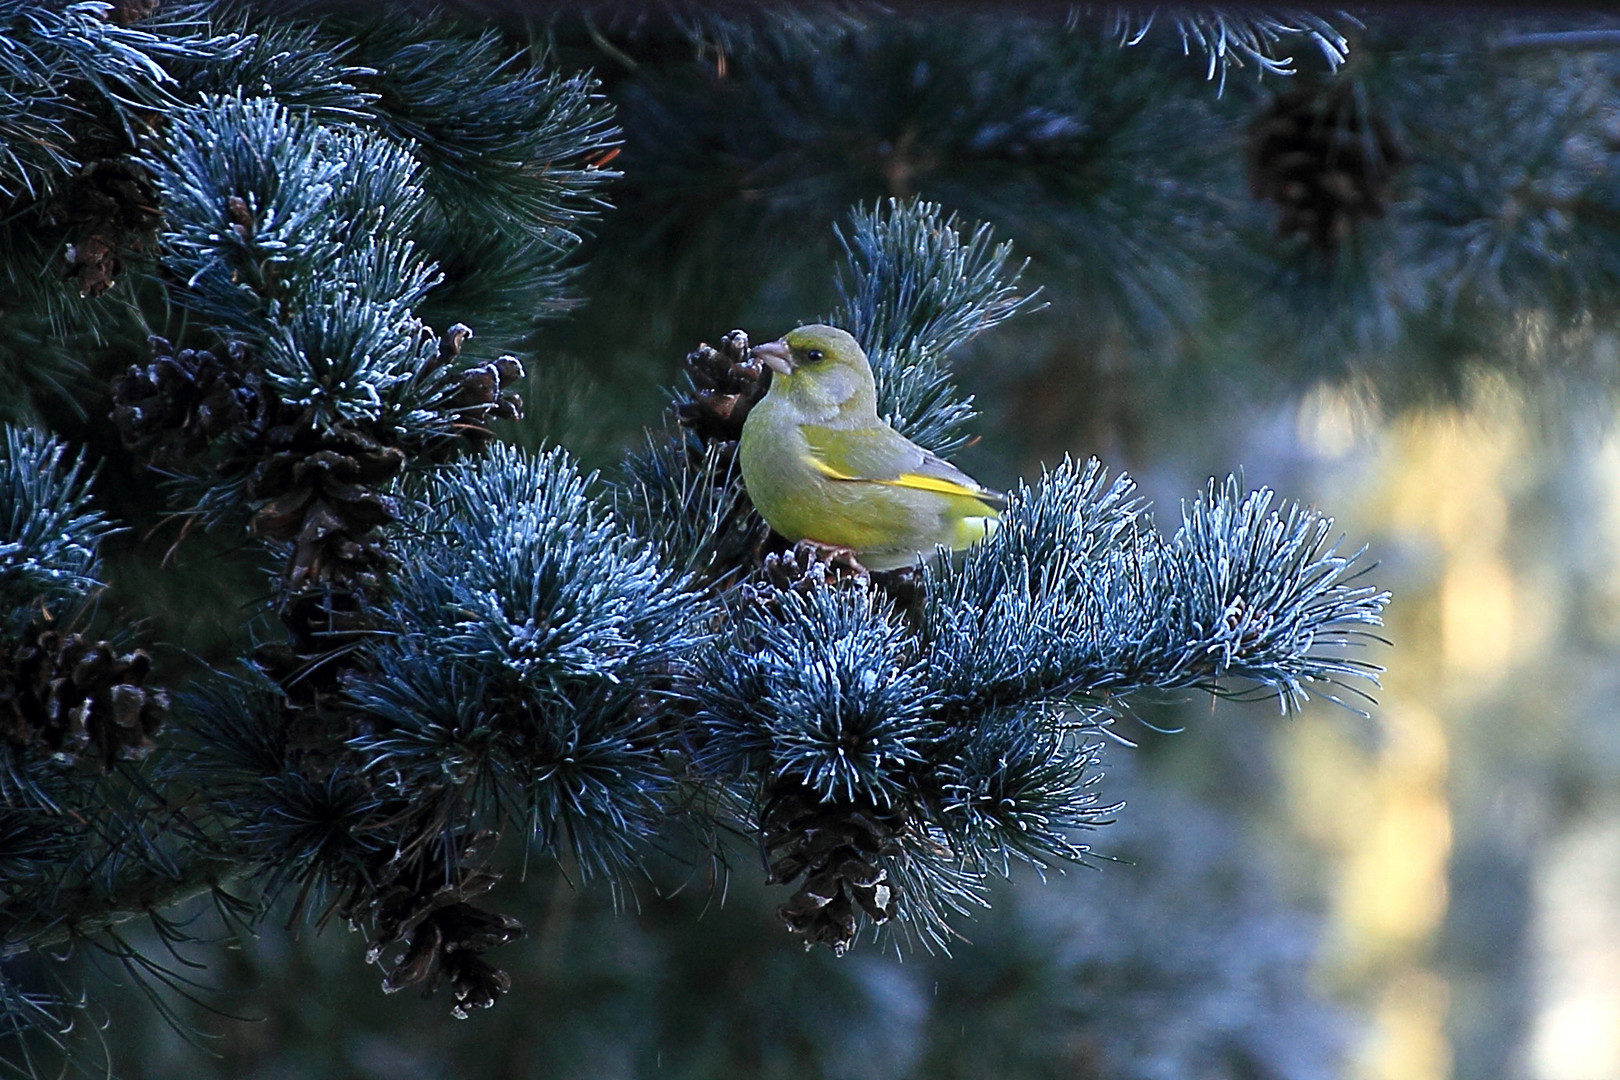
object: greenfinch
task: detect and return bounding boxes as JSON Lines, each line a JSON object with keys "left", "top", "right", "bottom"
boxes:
{"left": 739, "top": 324, "right": 1004, "bottom": 571}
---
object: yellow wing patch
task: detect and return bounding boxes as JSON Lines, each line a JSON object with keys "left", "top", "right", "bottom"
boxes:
{"left": 807, "top": 457, "right": 859, "bottom": 481}
{"left": 808, "top": 456, "right": 988, "bottom": 500}
{"left": 881, "top": 472, "right": 991, "bottom": 499}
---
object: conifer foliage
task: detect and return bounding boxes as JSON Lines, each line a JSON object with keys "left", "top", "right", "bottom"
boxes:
{"left": 0, "top": 2, "right": 1386, "bottom": 1074}
{"left": 630, "top": 202, "right": 1386, "bottom": 951}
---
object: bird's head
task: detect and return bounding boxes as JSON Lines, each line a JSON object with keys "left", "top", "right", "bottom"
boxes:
{"left": 751, "top": 324, "right": 877, "bottom": 419}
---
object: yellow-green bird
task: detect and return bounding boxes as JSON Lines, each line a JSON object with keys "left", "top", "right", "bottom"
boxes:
{"left": 739, "top": 324, "right": 1004, "bottom": 571}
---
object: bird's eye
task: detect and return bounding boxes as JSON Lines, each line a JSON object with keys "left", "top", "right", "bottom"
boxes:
{"left": 805, "top": 349, "right": 824, "bottom": 363}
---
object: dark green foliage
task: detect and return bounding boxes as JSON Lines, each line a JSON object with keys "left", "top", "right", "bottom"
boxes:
{"left": 169, "top": 3, "right": 378, "bottom": 118}
{"left": 348, "top": 20, "right": 617, "bottom": 335}
{"left": 0, "top": 1, "right": 229, "bottom": 200}
{"left": 178, "top": 669, "right": 361, "bottom": 901}
{"left": 539, "top": 8, "right": 1620, "bottom": 476}
{"left": 546, "top": 11, "right": 1236, "bottom": 384}
{"left": 621, "top": 434, "right": 766, "bottom": 582}
{"left": 1399, "top": 47, "right": 1620, "bottom": 319}
{"left": 6, "top": 0, "right": 629, "bottom": 1058}
{"left": 362, "top": 24, "right": 614, "bottom": 248}
{"left": 70, "top": 766, "right": 1345, "bottom": 1080}
{"left": 0, "top": 2, "right": 239, "bottom": 423}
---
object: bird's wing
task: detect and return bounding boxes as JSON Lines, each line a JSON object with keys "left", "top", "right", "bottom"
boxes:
{"left": 802, "top": 424, "right": 1007, "bottom": 510}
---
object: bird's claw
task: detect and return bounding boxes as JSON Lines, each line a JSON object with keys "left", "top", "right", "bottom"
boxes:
{"left": 790, "top": 540, "right": 871, "bottom": 585}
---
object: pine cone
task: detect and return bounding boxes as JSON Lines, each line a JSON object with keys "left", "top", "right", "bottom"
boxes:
{"left": 761, "top": 781, "right": 903, "bottom": 954}
{"left": 870, "top": 565, "right": 921, "bottom": 615}
{"left": 742, "top": 541, "right": 870, "bottom": 617}
{"left": 356, "top": 829, "right": 525, "bottom": 1015}
{"left": 421, "top": 324, "right": 527, "bottom": 461}
{"left": 745, "top": 543, "right": 922, "bottom": 626}
{"left": 248, "top": 419, "right": 408, "bottom": 590}
{"left": 0, "top": 630, "right": 169, "bottom": 768}
{"left": 48, "top": 157, "right": 164, "bottom": 298}
{"left": 675, "top": 330, "right": 767, "bottom": 445}
{"left": 448, "top": 355, "right": 524, "bottom": 435}
{"left": 382, "top": 903, "right": 523, "bottom": 1017}
{"left": 112, "top": 336, "right": 255, "bottom": 463}
{"left": 1248, "top": 80, "right": 1405, "bottom": 253}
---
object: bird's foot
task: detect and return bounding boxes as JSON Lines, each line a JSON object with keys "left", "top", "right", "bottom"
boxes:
{"left": 757, "top": 540, "right": 873, "bottom": 594}
{"left": 792, "top": 540, "right": 872, "bottom": 584}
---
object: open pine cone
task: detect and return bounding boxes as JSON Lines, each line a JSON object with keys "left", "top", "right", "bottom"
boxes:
{"left": 354, "top": 829, "right": 525, "bottom": 1016}
{"left": 0, "top": 630, "right": 169, "bottom": 769}
{"left": 676, "top": 329, "right": 768, "bottom": 445}
{"left": 112, "top": 336, "right": 256, "bottom": 463}
{"left": 762, "top": 781, "right": 903, "bottom": 953}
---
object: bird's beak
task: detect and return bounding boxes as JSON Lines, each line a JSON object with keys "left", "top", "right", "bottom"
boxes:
{"left": 752, "top": 339, "right": 792, "bottom": 376}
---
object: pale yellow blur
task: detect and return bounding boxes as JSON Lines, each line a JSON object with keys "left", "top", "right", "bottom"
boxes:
{"left": 1287, "top": 370, "right": 1620, "bottom": 1080}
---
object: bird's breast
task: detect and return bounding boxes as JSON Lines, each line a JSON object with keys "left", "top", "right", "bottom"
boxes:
{"left": 740, "top": 403, "right": 889, "bottom": 550}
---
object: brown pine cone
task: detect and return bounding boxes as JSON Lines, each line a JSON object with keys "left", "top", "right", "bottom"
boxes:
{"left": 49, "top": 157, "right": 164, "bottom": 298}
{"left": 355, "top": 829, "right": 525, "bottom": 1015}
{"left": 761, "top": 781, "right": 904, "bottom": 954}
{"left": 111, "top": 336, "right": 255, "bottom": 463}
{"left": 1248, "top": 80, "right": 1405, "bottom": 253}
{"left": 421, "top": 324, "right": 527, "bottom": 460}
{"left": 676, "top": 330, "right": 768, "bottom": 444}
{"left": 245, "top": 419, "right": 408, "bottom": 590}
{"left": 0, "top": 630, "right": 169, "bottom": 768}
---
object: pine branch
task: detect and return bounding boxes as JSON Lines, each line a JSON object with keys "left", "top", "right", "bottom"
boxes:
{"left": 347, "top": 17, "right": 619, "bottom": 336}
{"left": 619, "top": 433, "right": 766, "bottom": 583}
{"left": 1, "top": 856, "right": 242, "bottom": 961}
{"left": 690, "top": 585, "right": 934, "bottom": 810}
{"left": 139, "top": 93, "right": 436, "bottom": 345}
{"left": 1103, "top": 6, "right": 1354, "bottom": 86}
{"left": 631, "top": 199, "right": 1387, "bottom": 951}
{"left": 0, "top": 4, "right": 243, "bottom": 420}
{"left": 677, "top": 462, "right": 1384, "bottom": 949}
{"left": 1, "top": 6, "right": 1402, "bottom": 1063}
{"left": 345, "top": 444, "right": 701, "bottom": 878}
{"left": 0, "top": 427, "right": 214, "bottom": 1072}
{"left": 0, "top": 428, "right": 116, "bottom": 629}
{"left": 362, "top": 24, "right": 618, "bottom": 251}
{"left": 1393, "top": 44, "right": 1620, "bottom": 321}
{"left": 830, "top": 197, "right": 1042, "bottom": 455}
{"left": 165, "top": 3, "right": 379, "bottom": 120}
{"left": 0, "top": 1, "right": 236, "bottom": 200}
{"left": 80, "top": 8, "right": 622, "bottom": 1027}
{"left": 924, "top": 461, "right": 1387, "bottom": 711}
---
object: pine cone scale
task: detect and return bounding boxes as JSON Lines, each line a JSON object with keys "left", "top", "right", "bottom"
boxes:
{"left": 0, "top": 630, "right": 167, "bottom": 767}
{"left": 760, "top": 780, "right": 904, "bottom": 952}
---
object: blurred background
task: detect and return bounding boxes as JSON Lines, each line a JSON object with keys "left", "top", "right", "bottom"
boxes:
{"left": 37, "top": 4, "right": 1620, "bottom": 1078}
